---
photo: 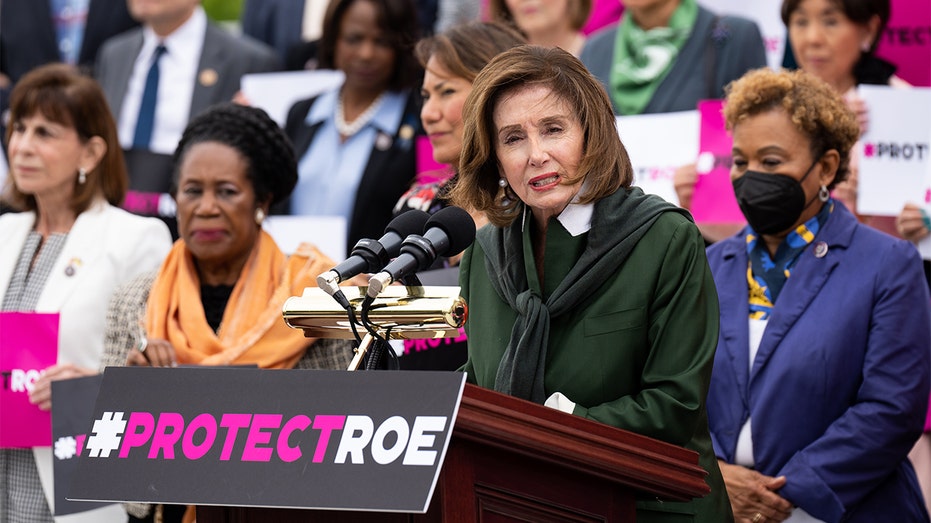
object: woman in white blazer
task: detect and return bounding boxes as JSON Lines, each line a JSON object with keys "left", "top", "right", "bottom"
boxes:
{"left": 0, "top": 64, "right": 171, "bottom": 523}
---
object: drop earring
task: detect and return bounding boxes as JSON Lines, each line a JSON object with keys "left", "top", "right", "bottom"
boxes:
{"left": 78, "top": 167, "right": 87, "bottom": 185}
{"left": 819, "top": 185, "right": 830, "bottom": 202}
{"left": 255, "top": 208, "right": 266, "bottom": 225}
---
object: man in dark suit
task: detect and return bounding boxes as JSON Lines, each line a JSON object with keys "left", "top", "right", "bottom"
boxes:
{"left": 0, "top": 0, "right": 138, "bottom": 193}
{"left": 0, "top": 0, "right": 138, "bottom": 85}
{"left": 95, "top": 0, "right": 280, "bottom": 236}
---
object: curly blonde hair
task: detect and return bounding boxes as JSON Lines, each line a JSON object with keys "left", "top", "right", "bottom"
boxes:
{"left": 723, "top": 68, "right": 860, "bottom": 189}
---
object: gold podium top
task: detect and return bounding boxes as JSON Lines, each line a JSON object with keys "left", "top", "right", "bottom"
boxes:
{"left": 282, "top": 286, "right": 467, "bottom": 339}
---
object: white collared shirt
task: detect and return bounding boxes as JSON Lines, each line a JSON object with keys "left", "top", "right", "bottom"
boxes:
{"left": 556, "top": 200, "right": 594, "bottom": 236}
{"left": 118, "top": 6, "right": 206, "bottom": 154}
{"left": 521, "top": 187, "right": 594, "bottom": 237}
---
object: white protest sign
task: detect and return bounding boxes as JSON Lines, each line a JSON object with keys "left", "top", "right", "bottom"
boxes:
{"left": 241, "top": 70, "right": 345, "bottom": 126}
{"left": 856, "top": 85, "right": 931, "bottom": 217}
{"left": 263, "top": 215, "right": 347, "bottom": 262}
{"left": 616, "top": 111, "right": 700, "bottom": 206}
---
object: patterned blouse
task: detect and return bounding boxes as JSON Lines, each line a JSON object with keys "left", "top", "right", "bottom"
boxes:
{"left": 1, "top": 230, "right": 68, "bottom": 523}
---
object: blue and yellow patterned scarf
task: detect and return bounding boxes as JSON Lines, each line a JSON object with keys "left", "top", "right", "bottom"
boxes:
{"left": 747, "top": 201, "right": 833, "bottom": 320}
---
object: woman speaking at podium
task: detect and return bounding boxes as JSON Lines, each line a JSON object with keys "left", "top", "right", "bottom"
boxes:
{"left": 451, "top": 45, "right": 731, "bottom": 522}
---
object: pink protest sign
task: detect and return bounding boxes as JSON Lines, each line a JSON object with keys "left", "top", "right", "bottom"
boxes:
{"left": 415, "top": 135, "right": 455, "bottom": 187}
{"left": 415, "top": 136, "right": 446, "bottom": 181}
{"left": 1, "top": 312, "right": 59, "bottom": 448}
{"left": 583, "top": 0, "right": 623, "bottom": 35}
{"left": 690, "top": 100, "right": 746, "bottom": 224}
{"left": 876, "top": 0, "right": 931, "bottom": 87}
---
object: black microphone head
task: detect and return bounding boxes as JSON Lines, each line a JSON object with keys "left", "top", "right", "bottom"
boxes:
{"left": 425, "top": 206, "right": 476, "bottom": 255}
{"left": 386, "top": 209, "right": 430, "bottom": 238}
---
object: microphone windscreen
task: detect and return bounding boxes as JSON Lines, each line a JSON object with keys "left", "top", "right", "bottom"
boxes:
{"left": 426, "top": 206, "right": 476, "bottom": 255}
{"left": 386, "top": 209, "right": 430, "bottom": 237}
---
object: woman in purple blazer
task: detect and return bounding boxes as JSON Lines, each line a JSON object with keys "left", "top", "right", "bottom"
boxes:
{"left": 706, "top": 67, "right": 931, "bottom": 523}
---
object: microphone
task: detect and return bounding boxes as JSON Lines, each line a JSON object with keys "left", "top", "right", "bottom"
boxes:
{"left": 317, "top": 210, "right": 430, "bottom": 300}
{"left": 366, "top": 206, "right": 476, "bottom": 298}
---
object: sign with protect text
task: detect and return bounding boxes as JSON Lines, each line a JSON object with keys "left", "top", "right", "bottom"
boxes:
{"left": 51, "top": 375, "right": 115, "bottom": 515}
{"left": 69, "top": 367, "right": 465, "bottom": 513}
{"left": 856, "top": 85, "right": 931, "bottom": 216}
{"left": 691, "top": 99, "right": 746, "bottom": 224}
{"left": 0, "top": 312, "right": 59, "bottom": 448}
{"left": 876, "top": 0, "right": 931, "bottom": 87}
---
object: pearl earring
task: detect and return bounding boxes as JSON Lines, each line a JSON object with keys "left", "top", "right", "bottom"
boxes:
{"left": 861, "top": 40, "right": 871, "bottom": 52}
{"left": 78, "top": 167, "right": 87, "bottom": 185}
{"left": 498, "top": 178, "right": 508, "bottom": 188}
{"left": 255, "top": 208, "right": 266, "bottom": 225}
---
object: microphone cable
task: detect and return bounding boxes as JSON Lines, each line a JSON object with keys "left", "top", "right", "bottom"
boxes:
{"left": 360, "top": 294, "right": 397, "bottom": 370}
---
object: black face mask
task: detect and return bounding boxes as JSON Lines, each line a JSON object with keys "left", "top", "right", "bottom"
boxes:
{"left": 732, "top": 160, "right": 820, "bottom": 235}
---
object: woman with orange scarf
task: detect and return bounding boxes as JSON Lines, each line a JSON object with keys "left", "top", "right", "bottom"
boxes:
{"left": 102, "top": 102, "right": 355, "bottom": 373}
{"left": 100, "top": 103, "right": 355, "bottom": 522}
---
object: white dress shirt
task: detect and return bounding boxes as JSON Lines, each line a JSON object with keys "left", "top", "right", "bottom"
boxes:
{"left": 118, "top": 6, "right": 206, "bottom": 154}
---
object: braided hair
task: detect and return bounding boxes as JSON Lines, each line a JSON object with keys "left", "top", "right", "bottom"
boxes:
{"left": 172, "top": 103, "right": 298, "bottom": 205}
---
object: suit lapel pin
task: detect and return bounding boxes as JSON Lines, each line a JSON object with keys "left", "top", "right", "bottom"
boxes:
{"left": 375, "top": 131, "right": 393, "bottom": 151}
{"left": 199, "top": 68, "right": 218, "bottom": 87}
{"left": 813, "top": 241, "right": 828, "bottom": 258}
{"left": 399, "top": 124, "right": 414, "bottom": 142}
{"left": 64, "top": 257, "right": 82, "bottom": 277}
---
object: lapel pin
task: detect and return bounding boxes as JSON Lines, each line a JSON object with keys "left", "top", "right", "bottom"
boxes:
{"left": 813, "top": 241, "right": 828, "bottom": 259}
{"left": 199, "top": 68, "right": 218, "bottom": 87}
{"left": 64, "top": 257, "right": 82, "bottom": 277}
{"left": 375, "top": 131, "right": 393, "bottom": 151}
{"left": 399, "top": 124, "right": 414, "bottom": 142}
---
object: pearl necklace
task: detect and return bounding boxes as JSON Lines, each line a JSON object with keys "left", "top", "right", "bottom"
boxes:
{"left": 335, "top": 91, "right": 386, "bottom": 137}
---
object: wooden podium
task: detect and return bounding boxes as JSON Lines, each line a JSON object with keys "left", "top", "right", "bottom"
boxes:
{"left": 198, "top": 383, "right": 709, "bottom": 522}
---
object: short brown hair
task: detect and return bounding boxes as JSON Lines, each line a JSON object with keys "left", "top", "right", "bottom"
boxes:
{"left": 415, "top": 21, "right": 525, "bottom": 83}
{"left": 723, "top": 68, "right": 860, "bottom": 189}
{"left": 488, "top": 0, "right": 592, "bottom": 32}
{"left": 451, "top": 45, "right": 631, "bottom": 228}
{"left": 317, "top": 0, "right": 422, "bottom": 91}
{"left": 3, "top": 63, "right": 127, "bottom": 213}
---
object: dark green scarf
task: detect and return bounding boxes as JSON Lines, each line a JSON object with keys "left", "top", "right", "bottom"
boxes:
{"left": 477, "top": 186, "right": 691, "bottom": 403}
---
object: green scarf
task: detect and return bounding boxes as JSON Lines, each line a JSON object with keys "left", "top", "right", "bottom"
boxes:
{"left": 477, "top": 186, "right": 691, "bottom": 403}
{"left": 609, "top": 0, "right": 698, "bottom": 115}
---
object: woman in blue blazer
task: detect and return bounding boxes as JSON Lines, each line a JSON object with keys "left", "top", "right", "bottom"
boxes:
{"left": 706, "top": 68, "right": 931, "bottom": 523}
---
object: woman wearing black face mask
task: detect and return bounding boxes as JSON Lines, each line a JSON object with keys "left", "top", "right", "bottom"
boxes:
{"left": 705, "top": 68, "right": 931, "bottom": 523}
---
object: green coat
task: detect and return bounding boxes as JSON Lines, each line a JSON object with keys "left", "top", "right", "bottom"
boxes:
{"left": 459, "top": 211, "right": 733, "bottom": 523}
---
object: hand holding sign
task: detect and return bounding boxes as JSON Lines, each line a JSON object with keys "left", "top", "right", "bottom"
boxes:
{"left": 897, "top": 203, "right": 931, "bottom": 243}
{"left": 29, "top": 363, "right": 97, "bottom": 412}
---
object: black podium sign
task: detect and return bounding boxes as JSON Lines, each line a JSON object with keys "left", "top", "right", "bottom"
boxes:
{"left": 51, "top": 375, "right": 116, "bottom": 516}
{"left": 69, "top": 367, "right": 465, "bottom": 513}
